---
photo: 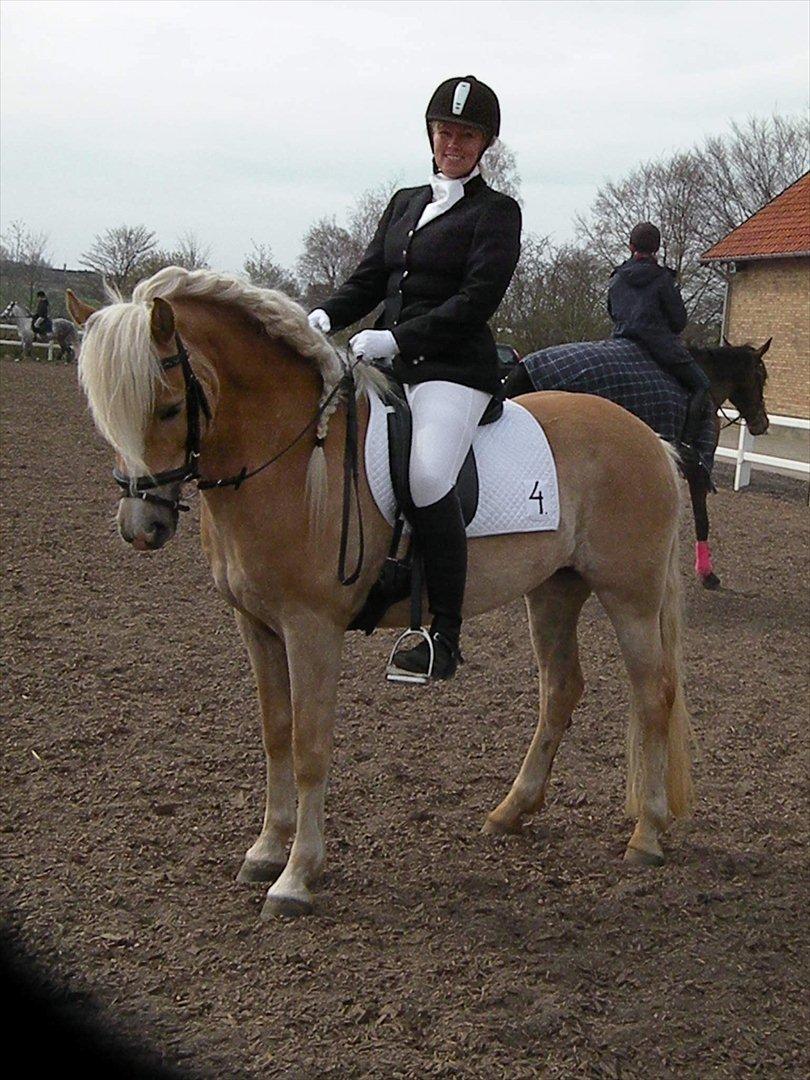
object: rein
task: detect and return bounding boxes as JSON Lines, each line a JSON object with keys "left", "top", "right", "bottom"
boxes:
{"left": 718, "top": 404, "right": 744, "bottom": 430}
{"left": 113, "top": 334, "right": 364, "bottom": 585}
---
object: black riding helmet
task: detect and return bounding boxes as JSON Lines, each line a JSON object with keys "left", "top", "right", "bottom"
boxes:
{"left": 425, "top": 75, "right": 501, "bottom": 150}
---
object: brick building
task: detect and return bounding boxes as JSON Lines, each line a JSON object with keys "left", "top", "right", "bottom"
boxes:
{"left": 701, "top": 172, "right": 810, "bottom": 418}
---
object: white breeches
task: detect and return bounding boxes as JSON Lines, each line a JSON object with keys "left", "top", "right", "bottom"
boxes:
{"left": 405, "top": 380, "right": 491, "bottom": 508}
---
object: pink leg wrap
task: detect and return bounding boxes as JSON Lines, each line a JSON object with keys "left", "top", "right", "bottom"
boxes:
{"left": 695, "top": 541, "right": 713, "bottom": 577}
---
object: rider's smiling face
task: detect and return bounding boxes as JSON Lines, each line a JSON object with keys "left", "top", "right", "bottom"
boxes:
{"left": 431, "top": 121, "right": 488, "bottom": 179}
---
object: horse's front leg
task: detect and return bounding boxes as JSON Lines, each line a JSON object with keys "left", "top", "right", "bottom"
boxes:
{"left": 234, "top": 611, "right": 296, "bottom": 884}
{"left": 261, "top": 615, "right": 344, "bottom": 919}
{"left": 687, "top": 467, "right": 719, "bottom": 589}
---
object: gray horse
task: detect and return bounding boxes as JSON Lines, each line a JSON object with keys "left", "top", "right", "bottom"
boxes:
{"left": 1, "top": 300, "right": 80, "bottom": 362}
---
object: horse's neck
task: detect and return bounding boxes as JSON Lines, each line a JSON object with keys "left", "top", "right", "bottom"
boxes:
{"left": 177, "top": 299, "right": 325, "bottom": 474}
{"left": 693, "top": 350, "right": 733, "bottom": 407}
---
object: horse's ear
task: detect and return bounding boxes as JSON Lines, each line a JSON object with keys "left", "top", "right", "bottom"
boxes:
{"left": 65, "top": 290, "right": 96, "bottom": 326}
{"left": 757, "top": 337, "right": 772, "bottom": 357}
{"left": 150, "top": 296, "right": 175, "bottom": 346}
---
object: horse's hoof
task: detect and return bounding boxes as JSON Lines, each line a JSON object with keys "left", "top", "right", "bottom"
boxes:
{"left": 624, "top": 844, "right": 665, "bottom": 867}
{"left": 482, "top": 814, "right": 523, "bottom": 836}
{"left": 260, "top": 894, "right": 313, "bottom": 920}
{"left": 701, "top": 572, "right": 721, "bottom": 590}
{"left": 236, "top": 858, "right": 286, "bottom": 884}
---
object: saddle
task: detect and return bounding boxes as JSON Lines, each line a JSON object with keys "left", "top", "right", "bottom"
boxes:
{"left": 348, "top": 376, "right": 503, "bottom": 634}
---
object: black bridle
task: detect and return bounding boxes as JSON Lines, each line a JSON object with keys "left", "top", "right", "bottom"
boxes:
{"left": 113, "top": 336, "right": 211, "bottom": 511}
{"left": 113, "top": 334, "right": 365, "bottom": 585}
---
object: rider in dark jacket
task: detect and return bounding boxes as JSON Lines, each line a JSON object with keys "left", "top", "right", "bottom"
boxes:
{"left": 608, "top": 223, "right": 710, "bottom": 453}
{"left": 31, "top": 291, "right": 51, "bottom": 335}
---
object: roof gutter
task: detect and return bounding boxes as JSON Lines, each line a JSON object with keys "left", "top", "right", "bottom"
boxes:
{"left": 701, "top": 250, "right": 810, "bottom": 264}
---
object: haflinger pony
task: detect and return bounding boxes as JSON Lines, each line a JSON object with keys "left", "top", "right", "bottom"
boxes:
{"left": 505, "top": 338, "right": 771, "bottom": 590}
{"left": 68, "top": 267, "right": 693, "bottom": 920}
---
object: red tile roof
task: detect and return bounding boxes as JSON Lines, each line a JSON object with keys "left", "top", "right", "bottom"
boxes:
{"left": 701, "top": 172, "right": 810, "bottom": 262}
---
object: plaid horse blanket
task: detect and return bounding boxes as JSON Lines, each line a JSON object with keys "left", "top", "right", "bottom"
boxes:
{"left": 522, "top": 338, "right": 716, "bottom": 466}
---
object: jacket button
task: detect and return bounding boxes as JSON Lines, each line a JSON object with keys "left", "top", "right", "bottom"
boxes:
{"left": 408, "top": 230, "right": 414, "bottom": 237}
{"left": 402, "top": 270, "right": 408, "bottom": 279}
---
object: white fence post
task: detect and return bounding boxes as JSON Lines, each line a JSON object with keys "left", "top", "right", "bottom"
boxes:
{"left": 734, "top": 422, "right": 755, "bottom": 490}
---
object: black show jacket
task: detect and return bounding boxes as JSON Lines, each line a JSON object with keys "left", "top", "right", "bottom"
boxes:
{"left": 321, "top": 175, "right": 521, "bottom": 394}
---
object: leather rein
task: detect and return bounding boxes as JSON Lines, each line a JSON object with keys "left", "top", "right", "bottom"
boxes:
{"left": 113, "top": 334, "right": 364, "bottom": 586}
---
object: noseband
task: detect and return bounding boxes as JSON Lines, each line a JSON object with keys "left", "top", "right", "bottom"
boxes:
{"left": 113, "top": 335, "right": 211, "bottom": 513}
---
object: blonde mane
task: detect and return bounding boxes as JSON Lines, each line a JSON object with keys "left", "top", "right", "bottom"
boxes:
{"left": 79, "top": 267, "right": 386, "bottom": 505}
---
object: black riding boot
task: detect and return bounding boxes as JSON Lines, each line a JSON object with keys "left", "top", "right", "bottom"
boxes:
{"left": 391, "top": 489, "right": 466, "bottom": 680}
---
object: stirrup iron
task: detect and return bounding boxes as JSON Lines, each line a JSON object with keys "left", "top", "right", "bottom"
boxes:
{"left": 385, "top": 627, "right": 434, "bottom": 684}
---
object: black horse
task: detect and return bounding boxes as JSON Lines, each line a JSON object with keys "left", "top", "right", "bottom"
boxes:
{"left": 504, "top": 338, "right": 771, "bottom": 590}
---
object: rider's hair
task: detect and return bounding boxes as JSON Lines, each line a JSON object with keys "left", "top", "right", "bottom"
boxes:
{"left": 629, "top": 223, "right": 661, "bottom": 254}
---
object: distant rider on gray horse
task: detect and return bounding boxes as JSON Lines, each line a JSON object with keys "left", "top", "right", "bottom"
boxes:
{"left": 31, "top": 290, "right": 52, "bottom": 336}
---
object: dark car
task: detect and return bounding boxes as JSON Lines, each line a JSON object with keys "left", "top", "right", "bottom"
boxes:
{"left": 496, "top": 342, "right": 521, "bottom": 384}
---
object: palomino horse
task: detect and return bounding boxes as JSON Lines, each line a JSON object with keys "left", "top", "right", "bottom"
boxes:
{"left": 0, "top": 300, "right": 80, "bottom": 362}
{"left": 505, "top": 339, "right": 771, "bottom": 589}
{"left": 68, "top": 267, "right": 693, "bottom": 920}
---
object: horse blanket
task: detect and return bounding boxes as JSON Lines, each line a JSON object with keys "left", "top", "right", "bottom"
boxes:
{"left": 522, "top": 338, "right": 716, "bottom": 466}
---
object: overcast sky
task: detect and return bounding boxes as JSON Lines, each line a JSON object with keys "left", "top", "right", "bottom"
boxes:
{"left": 1, "top": 0, "right": 807, "bottom": 275}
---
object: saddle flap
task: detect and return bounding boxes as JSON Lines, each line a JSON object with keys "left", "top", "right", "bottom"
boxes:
{"left": 382, "top": 379, "right": 478, "bottom": 526}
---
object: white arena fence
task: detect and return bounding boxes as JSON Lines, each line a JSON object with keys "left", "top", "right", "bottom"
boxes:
{"left": 2, "top": 322, "right": 807, "bottom": 490}
{"left": 715, "top": 408, "right": 810, "bottom": 490}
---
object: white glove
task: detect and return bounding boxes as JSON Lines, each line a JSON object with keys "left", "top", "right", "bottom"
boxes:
{"left": 349, "top": 329, "right": 398, "bottom": 364}
{"left": 308, "top": 308, "right": 331, "bottom": 334}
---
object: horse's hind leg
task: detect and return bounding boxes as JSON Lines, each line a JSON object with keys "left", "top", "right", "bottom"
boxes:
{"left": 484, "top": 569, "right": 590, "bottom": 836}
{"left": 234, "top": 611, "right": 296, "bottom": 885}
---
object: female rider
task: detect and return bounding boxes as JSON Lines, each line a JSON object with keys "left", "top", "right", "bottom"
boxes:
{"left": 309, "top": 75, "right": 522, "bottom": 680}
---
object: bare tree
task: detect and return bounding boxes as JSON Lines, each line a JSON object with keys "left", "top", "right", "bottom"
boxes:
{"left": 481, "top": 140, "right": 522, "bottom": 203}
{"left": 0, "top": 220, "right": 51, "bottom": 306}
{"left": 141, "top": 231, "right": 214, "bottom": 280}
{"left": 172, "top": 231, "right": 212, "bottom": 270}
{"left": 347, "top": 178, "right": 400, "bottom": 250}
{"left": 495, "top": 234, "right": 611, "bottom": 355}
{"left": 696, "top": 113, "right": 809, "bottom": 239}
{"left": 243, "top": 241, "right": 299, "bottom": 296}
{"left": 80, "top": 225, "right": 158, "bottom": 294}
{"left": 1, "top": 220, "right": 50, "bottom": 266}
{"left": 296, "top": 217, "right": 362, "bottom": 310}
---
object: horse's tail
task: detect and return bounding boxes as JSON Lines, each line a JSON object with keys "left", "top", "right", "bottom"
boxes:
{"left": 626, "top": 528, "right": 695, "bottom": 822}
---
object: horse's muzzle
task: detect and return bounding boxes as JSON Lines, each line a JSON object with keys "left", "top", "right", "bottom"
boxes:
{"left": 117, "top": 498, "right": 177, "bottom": 551}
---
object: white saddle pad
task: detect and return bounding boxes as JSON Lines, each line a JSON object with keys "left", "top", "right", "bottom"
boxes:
{"left": 365, "top": 390, "right": 560, "bottom": 537}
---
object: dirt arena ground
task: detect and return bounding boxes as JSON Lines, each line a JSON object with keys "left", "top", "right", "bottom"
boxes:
{"left": 2, "top": 358, "right": 808, "bottom": 1078}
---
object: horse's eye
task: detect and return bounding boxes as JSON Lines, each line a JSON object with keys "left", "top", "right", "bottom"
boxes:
{"left": 158, "top": 403, "right": 183, "bottom": 421}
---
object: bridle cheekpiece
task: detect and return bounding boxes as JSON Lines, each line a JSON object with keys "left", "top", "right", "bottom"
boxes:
{"left": 112, "top": 334, "right": 211, "bottom": 514}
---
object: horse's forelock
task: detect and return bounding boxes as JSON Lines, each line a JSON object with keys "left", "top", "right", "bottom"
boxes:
{"left": 78, "top": 301, "right": 163, "bottom": 474}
